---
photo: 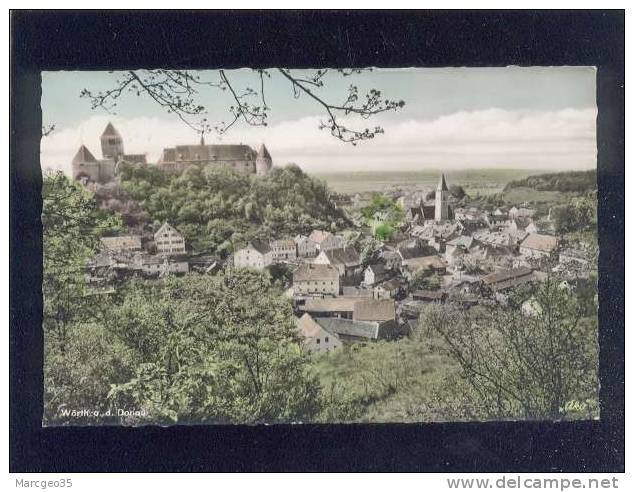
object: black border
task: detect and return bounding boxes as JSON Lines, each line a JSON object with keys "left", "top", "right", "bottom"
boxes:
{"left": 10, "top": 10, "right": 625, "bottom": 472}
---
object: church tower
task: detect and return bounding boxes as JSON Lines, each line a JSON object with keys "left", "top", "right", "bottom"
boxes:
{"left": 434, "top": 173, "right": 449, "bottom": 221}
{"left": 255, "top": 144, "right": 273, "bottom": 176}
{"left": 100, "top": 122, "right": 124, "bottom": 160}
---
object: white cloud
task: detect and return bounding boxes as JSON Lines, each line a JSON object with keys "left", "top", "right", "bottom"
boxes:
{"left": 40, "top": 107, "right": 597, "bottom": 175}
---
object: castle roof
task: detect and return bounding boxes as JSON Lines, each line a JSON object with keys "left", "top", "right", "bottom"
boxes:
{"left": 257, "top": 144, "right": 271, "bottom": 159}
{"left": 162, "top": 144, "right": 257, "bottom": 163}
{"left": 72, "top": 145, "right": 97, "bottom": 165}
{"left": 437, "top": 173, "right": 449, "bottom": 191}
{"left": 101, "top": 122, "right": 121, "bottom": 138}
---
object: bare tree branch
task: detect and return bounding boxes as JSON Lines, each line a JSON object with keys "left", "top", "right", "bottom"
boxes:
{"left": 81, "top": 68, "right": 406, "bottom": 145}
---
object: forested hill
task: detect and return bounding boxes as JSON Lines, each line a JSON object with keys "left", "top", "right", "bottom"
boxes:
{"left": 112, "top": 163, "right": 350, "bottom": 255}
{"left": 504, "top": 170, "right": 597, "bottom": 193}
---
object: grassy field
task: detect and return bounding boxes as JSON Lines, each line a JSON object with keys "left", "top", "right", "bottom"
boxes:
{"left": 309, "top": 336, "right": 458, "bottom": 423}
{"left": 313, "top": 169, "right": 552, "bottom": 195}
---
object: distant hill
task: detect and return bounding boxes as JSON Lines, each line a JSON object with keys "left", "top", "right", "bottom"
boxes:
{"left": 504, "top": 170, "right": 597, "bottom": 193}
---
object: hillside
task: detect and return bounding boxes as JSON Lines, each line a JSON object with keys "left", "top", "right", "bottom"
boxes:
{"left": 503, "top": 170, "right": 597, "bottom": 193}
{"left": 112, "top": 163, "right": 350, "bottom": 255}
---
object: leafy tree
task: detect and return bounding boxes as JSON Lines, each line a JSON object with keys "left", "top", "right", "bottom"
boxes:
{"left": 374, "top": 223, "right": 394, "bottom": 241}
{"left": 550, "top": 194, "right": 597, "bottom": 233}
{"left": 421, "top": 276, "right": 599, "bottom": 420}
{"left": 106, "top": 272, "right": 322, "bottom": 424}
{"left": 42, "top": 171, "right": 122, "bottom": 353}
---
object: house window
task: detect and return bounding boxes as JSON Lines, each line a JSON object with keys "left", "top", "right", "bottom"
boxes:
{"left": 316, "top": 339, "right": 320, "bottom": 344}
{"left": 325, "top": 337, "right": 329, "bottom": 343}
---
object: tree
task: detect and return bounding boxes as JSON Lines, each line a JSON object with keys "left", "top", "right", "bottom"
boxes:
{"left": 42, "top": 171, "right": 125, "bottom": 423}
{"left": 81, "top": 69, "right": 405, "bottom": 145}
{"left": 106, "top": 271, "right": 322, "bottom": 424}
{"left": 421, "top": 276, "right": 598, "bottom": 420}
{"left": 42, "top": 171, "right": 122, "bottom": 353}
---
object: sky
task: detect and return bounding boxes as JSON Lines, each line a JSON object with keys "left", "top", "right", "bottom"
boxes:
{"left": 41, "top": 67, "right": 597, "bottom": 175}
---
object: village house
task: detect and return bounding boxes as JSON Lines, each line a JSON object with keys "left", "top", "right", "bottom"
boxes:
{"left": 519, "top": 233, "right": 559, "bottom": 259}
{"left": 270, "top": 238, "right": 297, "bottom": 262}
{"left": 299, "top": 297, "right": 397, "bottom": 331}
{"left": 292, "top": 263, "right": 340, "bottom": 296}
{"left": 381, "top": 250, "right": 402, "bottom": 271}
{"left": 353, "top": 298, "right": 398, "bottom": 334}
{"left": 411, "top": 290, "right": 448, "bottom": 303}
{"left": 406, "top": 204, "right": 436, "bottom": 225}
{"left": 308, "top": 229, "right": 345, "bottom": 252}
{"left": 233, "top": 241, "right": 274, "bottom": 270}
{"left": 100, "top": 235, "right": 142, "bottom": 253}
{"left": 297, "top": 313, "right": 342, "bottom": 353}
{"left": 313, "top": 247, "right": 361, "bottom": 277}
{"left": 444, "top": 235, "right": 475, "bottom": 266}
{"left": 294, "top": 234, "right": 318, "bottom": 258}
{"left": 481, "top": 267, "right": 535, "bottom": 292}
{"left": 373, "top": 278, "right": 401, "bottom": 300}
{"left": 363, "top": 263, "right": 388, "bottom": 286}
{"left": 154, "top": 222, "right": 186, "bottom": 255}
{"left": 402, "top": 255, "right": 447, "bottom": 279}
{"left": 486, "top": 211, "right": 512, "bottom": 230}
{"left": 134, "top": 253, "right": 189, "bottom": 277}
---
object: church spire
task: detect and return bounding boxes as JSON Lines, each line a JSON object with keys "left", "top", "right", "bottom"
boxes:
{"left": 437, "top": 173, "right": 449, "bottom": 191}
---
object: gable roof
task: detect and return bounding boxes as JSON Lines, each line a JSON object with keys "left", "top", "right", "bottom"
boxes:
{"left": 482, "top": 267, "right": 533, "bottom": 285}
{"left": 100, "top": 235, "right": 142, "bottom": 251}
{"left": 248, "top": 240, "right": 272, "bottom": 255}
{"left": 72, "top": 145, "right": 97, "bottom": 165}
{"left": 323, "top": 247, "right": 361, "bottom": 267}
{"left": 315, "top": 317, "right": 379, "bottom": 340}
{"left": 270, "top": 238, "right": 296, "bottom": 248}
{"left": 398, "top": 246, "right": 428, "bottom": 260}
{"left": 308, "top": 229, "right": 334, "bottom": 244}
{"left": 446, "top": 235, "right": 474, "bottom": 249}
{"left": 404, "top": 255, "right": 446, "bottom": 271}
{"left": 162, "top": 144, "right": 257, "bottom": 162}
{"left": 365, "top": 263, "right": 386, "bottom": 276}
{"left": 300, "top": 297, "right": 358, "bottom": 313}
{"left": 155, "top": 222, "right": 182, "bottom": 238}
{"left": 521, "top": 233, "right": 559, "bottom": 253}
{"left": 353, "top": 299, "right": 395, "bottom": 322}
{"left": 293, "top": 263, "right": 339, "bottom": 282}
{"left": 297, "top": 313, "right": 338, "bottom": 340}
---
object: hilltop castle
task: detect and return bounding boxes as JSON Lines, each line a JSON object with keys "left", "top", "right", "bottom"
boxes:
{"left": 71, "top": 123, "right": 273, "bottom": 185}
{"left": 72, "top": 123, "right": 148, "bottom": 184}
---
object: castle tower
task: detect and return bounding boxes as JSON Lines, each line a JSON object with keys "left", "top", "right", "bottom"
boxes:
{"left": 71, "top": 145, "right": 100, "bottom": 182}
{"left": 100, "top": 122, "right": 124, "bottom": 160}
{"left": 255, "top": 144, "right": 273, "bottom": 176}
{"left": 434, "top": 173, "right": 449, "bottom": 221}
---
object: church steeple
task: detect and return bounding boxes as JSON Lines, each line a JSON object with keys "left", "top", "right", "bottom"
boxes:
{"left": 435, "top": 172, "right": 449, "bottom": 221}
{"left": 438, "top": 173, "right": 449, "bottom": 192}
